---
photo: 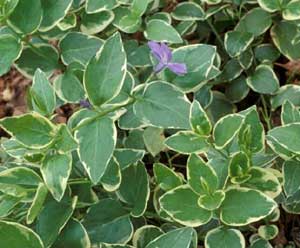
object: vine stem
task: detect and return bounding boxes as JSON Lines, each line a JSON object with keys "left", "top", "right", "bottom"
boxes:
{"left": 260, "top": 95, "right": 272, "bottom": 130}
{"left": 206, "top": 18, "right": 225, "bottom": 51}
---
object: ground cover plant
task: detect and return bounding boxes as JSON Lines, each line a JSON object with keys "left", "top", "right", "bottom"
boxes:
{"left": 1, "top": 0, "right": 300, "bottom": 247}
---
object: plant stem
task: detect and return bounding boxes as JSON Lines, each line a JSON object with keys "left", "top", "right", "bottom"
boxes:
{"left": 206, "top": 18, "right": 225, "bottom": 50}
{"left": 261, "top": 95, "right": 272, "bottom": 130}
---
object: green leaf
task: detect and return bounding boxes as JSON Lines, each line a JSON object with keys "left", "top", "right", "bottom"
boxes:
{"left": 254, "top": 44, "right": 280, "bottom": 63}
{"left": 0, "top": 195, "right": 21, "bottom": 218}
{"left": 283, "top": 160, "right": 300, "bottom": 196}
{"left": 144, "top": 20, "right": 183, "bottom": 44}
{"left": 165, "top": 131, "right": 208, "bottom": 154}
{"left": 242, "top": 167, "right": 282, "bottom": 199}
{"left": 113, "top": 6, "right": 141, "bottom": 34}
{"left": 249, "top": 238, "right": 272, "bottom": 248}
{"left": 229, "top": 151, "right": 251, "bottom": 184}
{"left": 154, "top": 163, "right": 183, "bottom": 191}
{"left": 257, "top": 0, "right": 282, "bottom": 12}
{"left": 41, "top": 153, "right": 72, "bottom": 201}
{"left": 100, "top": 157, "right": 121, "bottom": 192}
{"left": 132, "top": 0, "right": 149, "bottom": 16}
{"left": 36, "top": 195, "right": 77, "bottom": 247}
{"left": 143, "top": 127, "right": 165, "bottom": 157}
{"left": 58, "top": 13, "right": 77, "bottom": 31}
{"left": 189, "top": 100, "right": 212, "bottom": 136}
{"left": 81, "top": 10, "right": 114, "bottom": 35}
{"left": 225, "top": 31, "right": 254, "bottom": 57}
{"left": 258, "top": 224, "right": 279, "bottom": 240}
{"left": 281, "top": 100, "right": 300, "bottom": 125}
{"left": 31, "top": 69, "right": 56, "bottom": 116}
{"left": 75, "top": 117, "right": 116, "bottom": 184}
{"left": 225, "top": 76, "right": 250, "bottom": 103}
{"left": 8, "top": 0, "right": 42, "bottom": 34}
{"left": 220, "top": 187, "right": 276, "bottom": 226}
{"left": 271, "top": 21, "right": 300, "bottom": 60}
{"left": 117, "top": 163, "right": 150, "bottom": 217}
{"left": 54, "top": 70, "right": 85, "bottom": 103}
{"left": 213, "top": 114, "right": 244, "bottom": 149}
{"left": 171, "top": 2, "right": 205, "bottom": 21}
{"left": 83, "top": 198, "right": 133, "bottom": 245}
{"left": 133, "top": 82, "right": 191, "bottom": 129}
{"left": 15, "top": 43, "right": 60, "bottom": 78}
{"left": 52, "top": 124, "right": 78, "bottom": 153}
{"left": 266, "top": 135, "right": 294, "bottom": 160}
{"left": 0, "top": 34, "right": 22, "bottom": 76}
{"left": 84, "top": 32, "right": 127, "bottom": 107}
{"left": 271, "top": 85, "right": 300, "bottom": 110}
{"left": 205, "top": 227, "right": 245, "bottom": 248}
{"left": 268, "top": 123, "right": 300, "bottom": 154}
{"left": 26, "top": 183, "right": 48, "bottom": 224}
{"left": 0, "top": 113, "right": 56, "bottom": 149}
{"left": 54, "top": 218, "right": 91, "bottom": 248}
{"left": 0, "top": 221, "right": 43, "bottom": 248}
{"left": 246, "top": 65, "right": 279, "bottom": 94}
{"left": 59, "top": 32, "right": 103, "bottom": 66}
{"left": 146, "top": 227, "right": 197, "bottom": 248}
{"left": 283, "top": 0, "right": 300, "bottom": 20}
{"left": 235, "top": 8, "right": 272, "bottom": 37}
{"left": 86, "top": 0, "right": 118, "bottom": 13}
{"left": 198, "top": 190, "right": 225, "bottom": 211}
{"left": 160, "top": 185, "right": 212, "bottom": 227}
{"left": 133, "top": 225, "right": 164, "bottom": 248}
{"left": 114, "top": 148, "right": 145, "bottom": 170}
{"left": 40, "top": 0, "right": 73, "bottom": 31}
{"left": 187, "top": 153, "right": 218, "bottom": 195}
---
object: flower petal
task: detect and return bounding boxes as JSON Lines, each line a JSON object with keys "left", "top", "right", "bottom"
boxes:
{"left": 160, "top": 43, "right": 172, "bottom": 63}
{"left": 154, "top": 62, "right": 166, "bottom": 73}
{"left": 167, "top": 63, "right": 187, "bottom": 75}
{"left": 148, "top": 41, "right": 163, "bottom": 60}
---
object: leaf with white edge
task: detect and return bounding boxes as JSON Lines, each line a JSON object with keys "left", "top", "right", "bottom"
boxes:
{"left": 113, "top": 148, "right": 145, "bottom": 170}
{"left": 36, "top": 195, "right": 77, "bottom": 247}
{"left": 31, "top": 69, "right": 56, "bottom": 116}
{"left": 133, "top": 225, "right": 164, "bottom": 248}
{"left": 0, "top": 34, "right": 22, "bottom": 76}
{"left": 81, "top": 10, "right": 115, "bottom": 35}
{"left": 41, "top": 153, "right": 72, "bottom": 202}
{"left": 171, "top": 2, "right": 205, "bottom": 21}
{"left": 100, "top": 157, "right": 121, "bottom": 192}
{"left": 133, "top": 81, "right": 191, "bottom": 129}
{"left": 0, "top": 221, "right": 44, "bottom": 248}
{"left": 0, "top": 195, "right": 21, "bottom": 218}
{"left": 198, "top": 190, "right": 225, "bottom": 211}
{"left": 187, "top": 153, "right": 218, "bottom": 195}
{"left": 53, "top": 124, "right": 78, "bottom": 153}
{"left": 154, "top": 163, "right": 183, "bottom": 191}
{"left": 113, "top": 6, "right": 141, "bottom": 34}
{"left": 258, "top": 224, "right": 278, "bottom": 240}
{"left": 190, "top": 100, "right": 212, "bottom": 136}
{"left": 281, "top": 100, "right": 300, "bottom": 125}
{"left": 271, "top": 85, "right": 300, "bottom": 110}
{"left": 146, "top": 227, "right": 197, "bottom": 248}
{"left": 225, "top": 31, "right": 254, "bottom": 57}
{"left": 40, "top": 0, "right": 73, "bottom": 32}
{"left": 27, "top": 183, "right": 48, "bottom": 225}
{"left": 213, "top": 114, "right": 244, "bottom": 149}
{"left": 0, "top": 113, "right": 56, "bottom": 149}
{"left": 159, "top": 185, "right": 212, "bottom": 227}
{"left": 117, "top": 163, "right": 150, "bottom": 217}
{"left": 235, "top": 8, "right": 272, "bottom": 37}
{"left": 205, "top": 227, "right": 245, "bottom": 248}
{"left": 143, "top": 127, "right": 165, "bottom": 157}
{"left": 84, "top": 32, "right": 127, "bottom": 107}
{"left": 250, "top": 238, "right": 272, "bottom": 248}
{"left": 229, "top": 151, "right": 251, "bottom": 184}
{"left": 246, "top": 65, "right": 279, "bottom": 94}
{"left": 283, "top": 160, "right": 300, "bottom": 197}
{"left": 59, "top": 32, "right": 103, "bottom": 66}
{"left": 283, "top": 0, "right": 300, "bottom": 20}
{"left": 242, "top": 167, "right": 282, "bottom": 199}
{"left": 83, "top": 198, "right": 133, "bottom": 245}
{"left": 54, "top": 70, "right": 85, "bottom": 103}
{"left": 86, "top": 0, "right": 118, "bottom": 13}
{"left": 266, "top": 135, "right": 294, "bottom": 160}
{"left": 132, "top": 0, "right": 149, "bottom": 16}
{"left": 220, "top": 187, "right": 277, "bottom": 226}
{"left": 225, "top": 76, "right": 250, "bottom": 103}
{"left": 268, "top": 123, "right": 300, "bottom": 154}
{"left": 165, "top": 131, "right": 208, "bottom": 154}
{"left": 144, "top": 20, "right": 183, "bottom": 44}
{"left": 257, "top": 0, "right": 282, "bottom": 12}
{"left": 8, "top": 0, "right": 42, "bottom": 34}
{"left": 75, "top": 116, "right": 116, "bottom": 184}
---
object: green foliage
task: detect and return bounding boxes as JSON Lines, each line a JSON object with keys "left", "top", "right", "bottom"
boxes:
{"left": 0, "top": 0, "right": 299, "bottom": 246}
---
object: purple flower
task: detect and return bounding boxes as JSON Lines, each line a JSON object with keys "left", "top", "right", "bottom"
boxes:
{"left": 148, "top": 41, "right": 187, "bottom": 76}
{"left": 79, "top": 99, "right": 92, "bottom": 109}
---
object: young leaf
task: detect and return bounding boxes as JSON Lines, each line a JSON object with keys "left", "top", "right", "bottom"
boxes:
{"left": 52, "top": 124, "right": 78, "bottom": 153}
{"left": 283, "top": 0, "right": 300, "bottom": 21}
{"left": 100, "top": 157, "right": 121, "bottom": 192}
{"left": 281, "top": 100, "right": 300, "bottom": 125}
{"left": 258, "top": 224, "right": 279, "bottom": 240}
{"left": 198, "top": 190, "right": 225, "bottom": 211}
{"left": 229, "top": 151, "right": 250, "bottom": 184}
{"left": 205, "top": 227, "right": 245, "bottom": 248}
{"left": 189, "top": 100, "right": 212, "bottom": 136}
{"left": 159, "top": 185, "right": 212, "bottom": 227}
{"left": 154, "top": 163, "right": 183, "bottom": 191}
{"left": 133, "top": 225, "right": 164, "bottom": 248}
{"left": 171, "top": 2, "right": 205, "bottom": 21}
{"left": 143, "top": 127, "right": 165, "bottom": 157}
{"left": 84, "top": 32, "right": 127, "bottom": 107}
